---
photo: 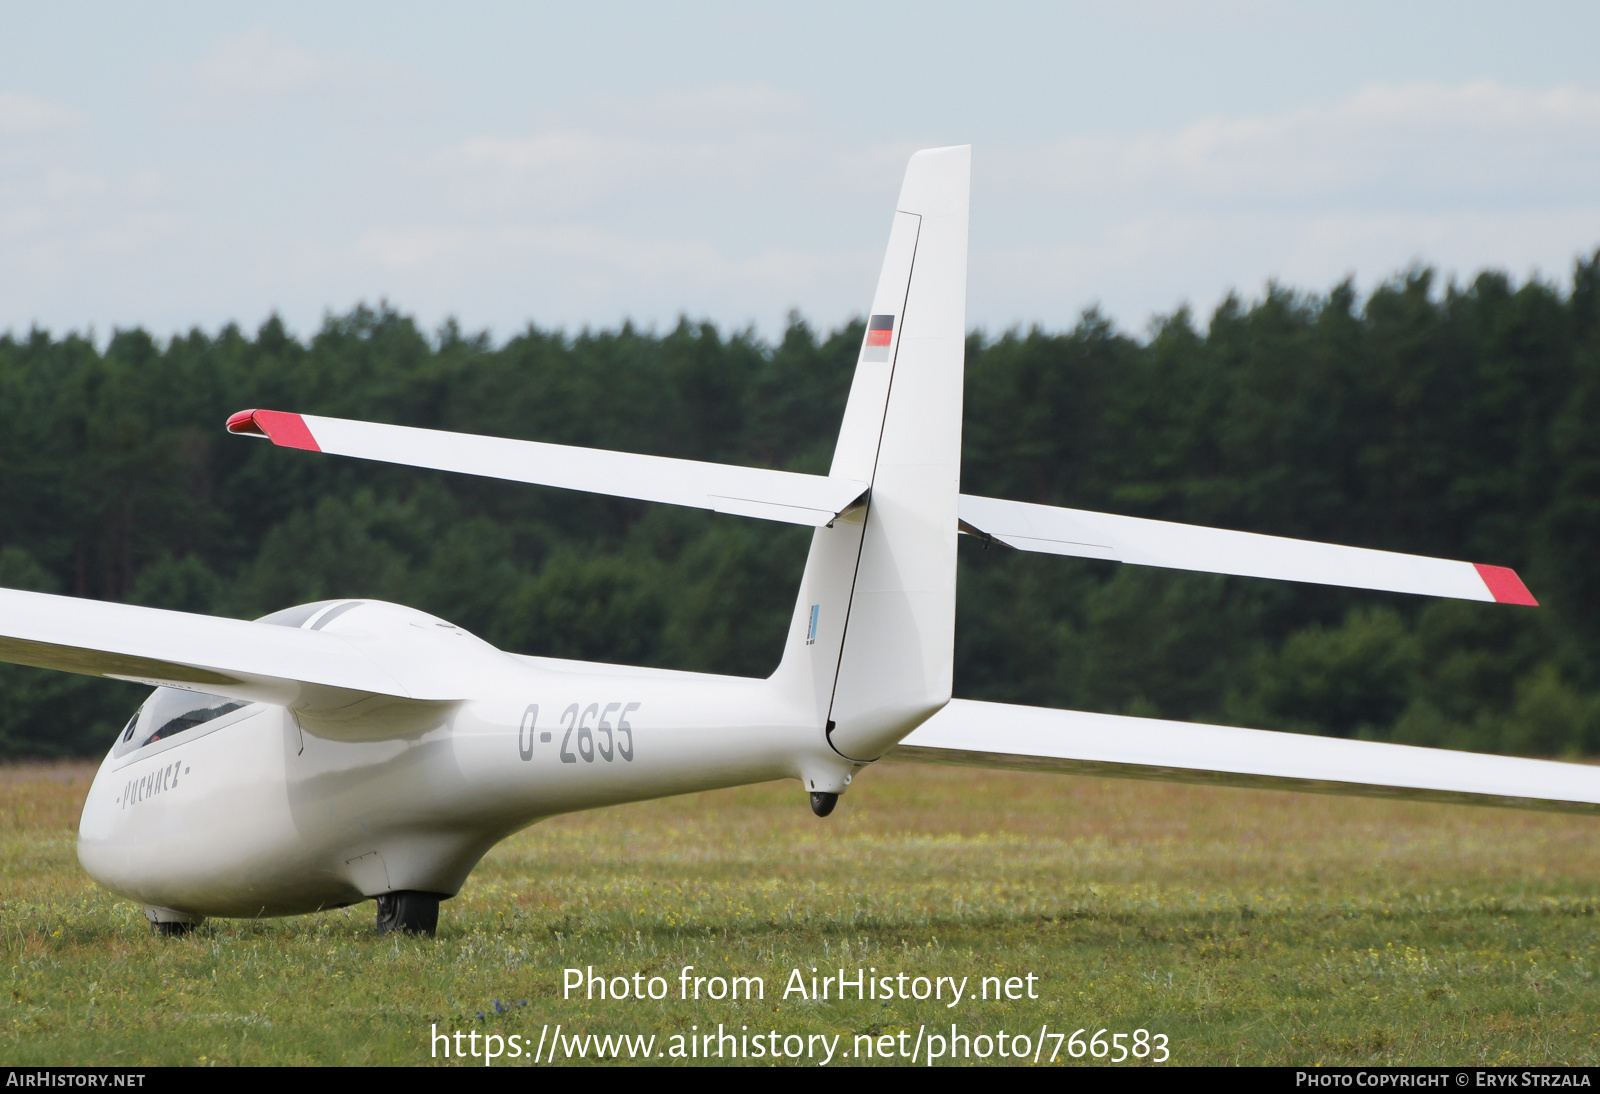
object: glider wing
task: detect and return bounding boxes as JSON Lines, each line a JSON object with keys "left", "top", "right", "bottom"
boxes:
{"left": 958, "top": 494, "right": 1536, "bottom": 605}
{"left": 0, "top": 586, "right": 463, "bottom": 712}
{"left": 891, "top": 698, "right": 1599, "bottom": 814}
{"left": 227, "top": 410, "right": 868, "bottom": 527}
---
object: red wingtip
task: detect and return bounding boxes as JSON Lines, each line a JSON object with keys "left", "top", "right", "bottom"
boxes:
{"left": 225, "top": 409, "right": 266, "bottom": 436}
{"left": 224, "top": 409, "right": 321, "bottom": 452}
{"left": 1474, "top": 563, "right": 1538, "bottom": 606}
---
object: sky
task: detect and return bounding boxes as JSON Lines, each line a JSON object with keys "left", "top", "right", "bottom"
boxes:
{"left": 3, "top": 1, "right": 1599, "bottom": 344}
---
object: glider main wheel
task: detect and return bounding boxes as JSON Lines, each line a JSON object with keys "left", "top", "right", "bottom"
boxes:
{"left": 151, "top": 920, "right": 196, "bottom": 938}
{"left": 143, "top": 906, "right": 203, "bottom": 937}
{"left": 375, "top": 891, "right": 445, "bottom": 936}
{"left": 810, "top": 791, "right": 839, "bottom": 817}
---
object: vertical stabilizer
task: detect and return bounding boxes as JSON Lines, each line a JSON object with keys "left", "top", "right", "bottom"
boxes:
{"left": 771, "top": 145, "right": 971, "bottom": 764}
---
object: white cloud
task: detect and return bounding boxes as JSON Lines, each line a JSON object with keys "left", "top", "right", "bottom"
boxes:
{"left": 197, "top": 30, "right": 329, "bottom": 93}
{"left": 450, "top": 132, "right": 659, "bottom": 210}
{"left": 438, "top": 121, "right": 876, "bottom": 226}
{"left": 997, "top": 81, "right": 1600, "bottom": 208}
{"left": 427, "top": 77, "right": 1600, "bottom": 332}
{"left": 972, "top": 205, "right": 1600, "bottom": 336}
{"left": 5, "top": 65, "right": 1600, "bottom": 342}
{"left": 44, "top": 169, "right": 106, "bottom": 199}
{"left": 0, "top": 92, "right": 76, "bottom": 135}
{"left": 580, "top": 84, "right": 811, "bottom": 135}
{"left": 356, "top": 221, "right": 862, "bottom": 293}
{"left": 959, "top": 81, "right": 1600, "bottom": 328}
{"left": 0, "top": 207, "right": 46, "bottom": 236}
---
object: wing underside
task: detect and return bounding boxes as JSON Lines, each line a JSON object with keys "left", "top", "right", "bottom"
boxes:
{"left": 891, "top": 699, "right": 1600, "bottom": 814}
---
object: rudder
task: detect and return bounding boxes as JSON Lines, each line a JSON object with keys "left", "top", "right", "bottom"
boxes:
{"left": 770, "top": 145, "right": 971, "bottom": 763}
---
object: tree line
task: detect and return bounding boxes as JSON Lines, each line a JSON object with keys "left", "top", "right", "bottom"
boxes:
{"left": 3, "top": 255, "right": 1599, "bottom": 758}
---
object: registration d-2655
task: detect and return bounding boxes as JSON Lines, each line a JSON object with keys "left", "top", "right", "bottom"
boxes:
{"left": 518, "top": 702, "right": 640, "bottom": 763}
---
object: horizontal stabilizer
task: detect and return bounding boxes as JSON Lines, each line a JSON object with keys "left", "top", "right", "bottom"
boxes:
{"left": 228, "top": 410, "right": 868, "bottom": 527}
{"left": 958, "top": 494, "right": 1535, "bottom": 604}
{"left": 0, "top": 587, "right": 465, "bottom": 715}
{"left": 892, "top": 699, "right": 1599, "bottom": 814}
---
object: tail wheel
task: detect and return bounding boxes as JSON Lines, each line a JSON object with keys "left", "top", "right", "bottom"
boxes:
{"left": 375, "top": 891, "right": 445, "bottom": 936}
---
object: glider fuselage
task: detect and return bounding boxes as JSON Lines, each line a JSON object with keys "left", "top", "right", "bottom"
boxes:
{"left": 78, "top": 608, "right": 858, "bottom": 918}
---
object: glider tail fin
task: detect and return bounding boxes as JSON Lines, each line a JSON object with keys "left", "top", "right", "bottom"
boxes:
{"left": 772, "top": 145, "right": 970, "bottom": 761}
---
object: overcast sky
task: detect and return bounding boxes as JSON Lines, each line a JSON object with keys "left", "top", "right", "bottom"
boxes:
{"left": 4, "top": 2, "right": 1599, "bottom": 344}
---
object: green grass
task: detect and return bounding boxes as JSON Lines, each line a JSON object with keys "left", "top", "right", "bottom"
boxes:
{"left": 2, "top": 760, "right": 1599, "bottom": 1065}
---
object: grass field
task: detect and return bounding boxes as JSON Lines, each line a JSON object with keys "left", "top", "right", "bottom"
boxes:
{"left": 1, "top": 760, "right": 1598, "bottom": 1066}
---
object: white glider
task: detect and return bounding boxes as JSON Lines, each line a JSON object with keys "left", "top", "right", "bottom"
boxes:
{"left": 0, "top": 145, "right": 1580, "bottom": 937}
